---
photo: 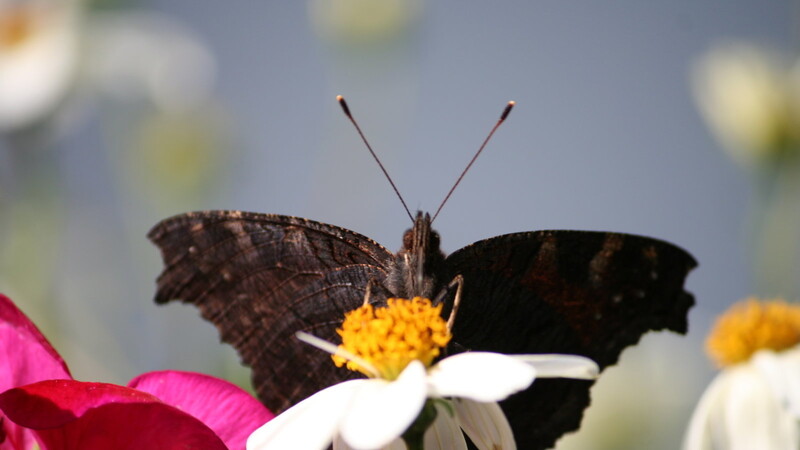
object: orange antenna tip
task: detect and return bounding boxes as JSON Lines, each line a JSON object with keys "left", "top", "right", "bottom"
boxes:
{"left": 337, "top": 95, "right": 351, "bottom": 118}
{"left": 500, "top": 101, "right": 515, "bottom": 121}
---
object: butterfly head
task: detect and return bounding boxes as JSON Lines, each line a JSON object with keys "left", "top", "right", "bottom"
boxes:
{"left": 402, "top": 211, "right": 440, "bottom": 255}
{"left": 391, "top": 211, "right": 445, "bottom": 299}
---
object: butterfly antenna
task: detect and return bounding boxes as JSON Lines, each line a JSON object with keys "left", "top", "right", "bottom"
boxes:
{"left": 337, "top": 95, "right": 414, "bottom": 222}
{"left": 431, "top": 101, "right": 515, "bottom": 223}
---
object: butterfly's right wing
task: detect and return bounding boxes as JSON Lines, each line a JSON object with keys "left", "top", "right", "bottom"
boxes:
{"left": 148, "top": 211, "right": 395, "bottom": 413}
{"left": 442, "top": 230, "right": 696, "bottom": 449}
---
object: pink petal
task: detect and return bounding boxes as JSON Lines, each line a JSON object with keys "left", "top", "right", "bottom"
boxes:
{"left": 128, "top": 370, "right": 274, "bottom": 450}
{"left": 0, "top": 294, "right": 71, "bottom": 450}
{"left": 0, "top": 379, "right": 227, "bottom": 450}
{"left": 0, "top": 294, "right": 71, "bottom": 386}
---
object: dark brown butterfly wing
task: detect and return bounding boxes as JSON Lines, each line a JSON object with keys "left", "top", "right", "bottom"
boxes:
{"left": 442, "top": 230, "right": 696, "bottom": 450}
{"left": 148, "top": 211, "right": 395, "bottom": 413}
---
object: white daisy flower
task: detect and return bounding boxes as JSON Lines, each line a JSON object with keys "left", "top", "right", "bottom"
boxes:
{"left": 684, "top": 298, "right": 800, "bottom": 450}
{"left": 247, "top": 297, "right": 599, "bottom": 450}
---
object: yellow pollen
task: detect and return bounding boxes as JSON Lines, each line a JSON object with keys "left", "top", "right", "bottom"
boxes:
{"left": 706, "top": 297, "right": 800, "bottom": 367}
{"left": 333, "top": 297, "right": 451, "bottom": 380}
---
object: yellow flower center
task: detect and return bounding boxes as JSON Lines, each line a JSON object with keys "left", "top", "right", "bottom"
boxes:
{"left": 333, "top": 297, "right": 451, "bottom": 380}
{"left": 706, "top": 297, "right": 800, "bottom": 367}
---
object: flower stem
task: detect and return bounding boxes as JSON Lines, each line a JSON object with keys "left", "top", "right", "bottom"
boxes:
{"left": 401, "top": 399, "right": 438, "bottom": 450}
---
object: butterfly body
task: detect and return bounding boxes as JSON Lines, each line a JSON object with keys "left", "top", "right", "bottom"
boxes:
{"left": 149, "top": 209, "right": 696, "bottom": 449}
{"left": 386, "top": 212, "right": 445, "bottom": 300}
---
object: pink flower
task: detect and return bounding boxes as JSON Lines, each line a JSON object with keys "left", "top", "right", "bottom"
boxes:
{"left": 0, "top": 294, "right": 274, "bottom": 450}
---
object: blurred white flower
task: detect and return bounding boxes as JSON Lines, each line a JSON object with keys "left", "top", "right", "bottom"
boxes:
{"left": 684, "top": 298, "right": 800, "bottom": 450}
{"left": 692, "top": 43, "right": 800, "bottom": 165}
{"left": 0, "top": 0, "right": 216, "bottom": 133}
{"left": 86, "top": 11, "right": 216, "bottom": 112}
{"left": 0, "top": 0, "right": 80, "bottom": 131}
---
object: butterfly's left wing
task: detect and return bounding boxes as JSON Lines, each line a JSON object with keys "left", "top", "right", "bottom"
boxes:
{"left": 442, "top": 230, "right": 696, "bottom": 450}
{"left": 148, "top": 211, "right": 395, "bottom": 413}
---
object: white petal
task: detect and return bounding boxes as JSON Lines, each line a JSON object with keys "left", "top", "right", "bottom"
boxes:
{"left": 336, "top": 401, "right": 466, "bottom": 450}
{"left": 340, "top": 361, "right": 428, "bottom": 449}
{"left": 427, "top": 352, "right": 535, "bottom": 402}
{"left": 453, "top": 399, "right": 515, "bottom": 450}
{"left": 247, "top": 379, "right": 365, "bottom": 450}
{"left": 722, "top": 363, "right": 798, "bottom": 450}
{"left": 752, "top": 347, "right": 800, "bottom": 417}
{"left": 332, "top": 434, "right": 349, "bottom": 450}
{"left": 513, "top": 354, "right": 599, "bottom": 379}
{"left": 297, "top": 331, "right": 379, "bottom": 377}
{"left": 423, "top": 402, "right": 467, "bottom": 450}
{"left": 682, "top": 370, "right": 732, "bottom": 450}
{"left": 683, "top": 363, "right": 799, "bottom": 450}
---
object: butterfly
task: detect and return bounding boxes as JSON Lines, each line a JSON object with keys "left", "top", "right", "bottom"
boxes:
{"left": 148, "top": 99, "right": 696, "bottom": 449}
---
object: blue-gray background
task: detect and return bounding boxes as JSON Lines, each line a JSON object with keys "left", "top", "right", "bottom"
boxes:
{"left": 0, "top": 1, "right": 793, "bottom": 448}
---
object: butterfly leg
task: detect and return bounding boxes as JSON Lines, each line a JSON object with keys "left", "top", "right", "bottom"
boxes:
{"left": 440, "top": 275, "right": 463, "bottom": 333}
{"left": 362, "top": 277, "right": 378, "bottom": 306}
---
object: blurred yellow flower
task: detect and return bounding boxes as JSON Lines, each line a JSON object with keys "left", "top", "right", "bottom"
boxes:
{"left": 692, "top": 43, "right": 800, "bottom": 165}
{"left": 122, "top": 107, "right": 230, "bottom": 209}
{"left": 308, "top": 0, "right": 423, "bottom": 45}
